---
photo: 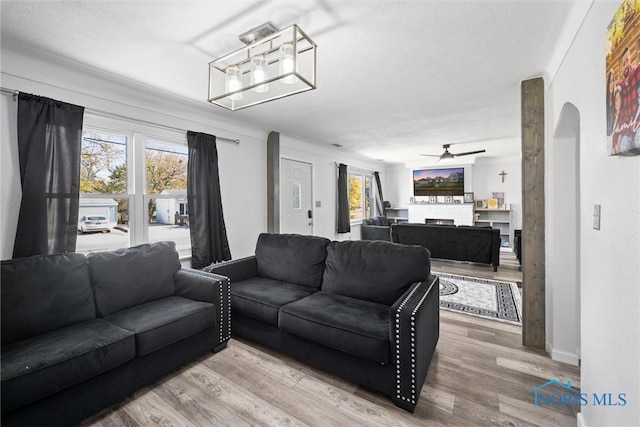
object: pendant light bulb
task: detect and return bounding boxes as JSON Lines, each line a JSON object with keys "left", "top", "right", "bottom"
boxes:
{"left": 279, "top": 44, "right": 298, "bottom": 84}
{"left": 225, "top": 66, "right": 243, "bottom": 100}
{"left": 251, "top": 55, "right": 269, "bottom": 93}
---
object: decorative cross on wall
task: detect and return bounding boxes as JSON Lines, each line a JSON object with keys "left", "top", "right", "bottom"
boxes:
{"left": 499, "top": 170, "right": 508, "bottom": 183}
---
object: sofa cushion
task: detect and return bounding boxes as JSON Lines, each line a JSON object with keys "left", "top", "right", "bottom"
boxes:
{"left": 231, "top": 277, "right": 318, "bottom": 325}
{"left": 104, "top": 296, "right": 216, "bottom": 356}
{"left": 255, "top": 233, "right": 330, "bottom": 288}
{"left": 321, "top": 240, "right": 430, "bottom": 305}
{"left": 88, "top": 241, "right": 181, "bottom": 316}
{"left": 1, "top": 253, "right": 95, "bottom": 345}
{"left": 1, "top": 319, "right": 134, "bottom": 412}
{"left": 279, "top": 291, "right": 390, "bottom": 364}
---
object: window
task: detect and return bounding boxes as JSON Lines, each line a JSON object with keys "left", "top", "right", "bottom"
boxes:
{"left": 349, "top": 172, "right": 375, "bottom": 223}
{"left": 293, "top": 183, "right": 302, "bottom": 210}
{"left": 145, "top": 140, "right": 190, "bottom": 256}
{"left": 77, "top": 125, "right": 191, "bottom": 258}
{"left": 78, "top": 130, "right": 130, "bottom": 252}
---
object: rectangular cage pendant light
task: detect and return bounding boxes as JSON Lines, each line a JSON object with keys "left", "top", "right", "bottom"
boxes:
{"left": 208, "top": 23, "right": 317, "bottom": 111}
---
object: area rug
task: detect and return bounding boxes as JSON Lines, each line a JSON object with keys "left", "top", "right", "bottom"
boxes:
{"left": 435, "top": 273, "right": 522, "bottom": 325}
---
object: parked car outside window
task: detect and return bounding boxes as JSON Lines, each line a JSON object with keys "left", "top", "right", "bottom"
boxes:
{"left": 77, "top": 215, "right": 112, "bottom": 233}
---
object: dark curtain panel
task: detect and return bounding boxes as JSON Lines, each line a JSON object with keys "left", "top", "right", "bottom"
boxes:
{"left": 374, "top": 171, "right": 386, "bottom": 216}
{"left": 13, "top": 93, "right": 84, "bottom": 258}
{"left": 337, "top": 163, "right": 351, "bottom": 233}
{"left": 187, "top": 131, "right": 231, "bottom": 268}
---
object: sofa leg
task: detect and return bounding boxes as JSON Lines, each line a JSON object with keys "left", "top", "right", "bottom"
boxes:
{"left": 213, "top": 340, "right": 229, "bottom": 353}
{"left": 493, "top": 265, "right": 498, "bottom": 272}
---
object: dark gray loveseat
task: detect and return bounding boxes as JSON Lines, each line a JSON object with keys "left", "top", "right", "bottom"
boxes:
{"left": 204, "top": 233, "right": 439, "bottom": 412}
{"left": 391, "top": 223, "right": 502, "bottom": 271}
{"left": 360, "top": 216, "right": 392, "bottom": 241}
{"left": 1, "top": 241, "right": 230, "bottom": 427}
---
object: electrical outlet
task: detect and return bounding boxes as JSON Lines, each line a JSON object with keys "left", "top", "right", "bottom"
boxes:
{"left": 593, "top": 204, "right": 601, "bottom": 230}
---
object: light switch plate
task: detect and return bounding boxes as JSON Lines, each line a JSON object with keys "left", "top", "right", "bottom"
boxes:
{"left": 593, "top": 204, "right": 601, "bottom": 230}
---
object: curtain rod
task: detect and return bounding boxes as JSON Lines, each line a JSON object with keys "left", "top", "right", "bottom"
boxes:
{"left": 0, "top": 86, "right": 240, "bottom": 145}
{"left": 334, "top": 162, "right": 377, "bottom": 175}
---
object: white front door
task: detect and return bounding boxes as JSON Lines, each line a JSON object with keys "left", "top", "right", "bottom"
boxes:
{"left": 280, "top": 159, "right": 313, "bottom": 235}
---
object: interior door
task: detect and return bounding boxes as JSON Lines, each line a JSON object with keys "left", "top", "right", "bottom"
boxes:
{"left": 280, "top": 159, "right": 313, "bottom": 235}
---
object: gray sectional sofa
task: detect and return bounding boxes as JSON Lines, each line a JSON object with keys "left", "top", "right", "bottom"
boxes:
{"left": 1, "top": 241, "right": 230, "bottom": 427}
{"left": 360, "top": 216, "right": 392, "bottom": 241}
{"left": 204, "top": 233, "right": 440, "bottom": 412}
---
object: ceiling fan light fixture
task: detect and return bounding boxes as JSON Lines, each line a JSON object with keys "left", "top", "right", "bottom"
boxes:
{"left": 439, "top": 154, "right": 455, "bottom": 163}
{"left": 421, "top": 144, "right": 486, "bottom": 162}
{"left": 208, "top": 23, "right": 317, "bottom": 111}
{"left": 439, "top": 146, "right": 455, "bottom": 163}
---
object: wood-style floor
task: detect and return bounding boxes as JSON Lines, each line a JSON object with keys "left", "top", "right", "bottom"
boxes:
{"left": 431, "top": 249, "right": 524, "bottom": 284}
{"left": 84, "top": 251, "right": 581, "bottom": 426}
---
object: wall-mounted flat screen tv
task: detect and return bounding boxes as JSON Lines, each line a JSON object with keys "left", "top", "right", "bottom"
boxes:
{"left": 413, "top": 167, "right": 464, "bottom": 196}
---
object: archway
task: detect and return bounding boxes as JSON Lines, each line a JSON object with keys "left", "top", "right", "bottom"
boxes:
{"left": 547, "top": 102, "right": 581, "bottom": 365}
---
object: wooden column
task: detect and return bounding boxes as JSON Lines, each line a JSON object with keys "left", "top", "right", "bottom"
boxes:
{"left": 521, "top": 78, "right": 546, "bottom": 350}
{"left": 267, "top": 131, "right": 280, "bottom": 233}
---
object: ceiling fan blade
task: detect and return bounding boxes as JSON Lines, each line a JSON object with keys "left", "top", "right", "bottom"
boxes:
{"left": 419, "top": 154, "right": 441, "bottom": 157}
{"left": 454, "top": 149, "right": 486, "bottom": 157}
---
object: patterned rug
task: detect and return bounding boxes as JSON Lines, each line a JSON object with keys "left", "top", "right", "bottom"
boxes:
{"left": 435, "top": 273, "right": 522, "bottom": 325}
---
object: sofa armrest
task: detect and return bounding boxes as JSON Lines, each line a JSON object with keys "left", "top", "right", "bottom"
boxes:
{"left": 202, "top": 256, "right": 258, "bottom": 282}
{"left": 174, "top": 268, "right": 231, "bottom": 345}
{"left": 389, "top": 275, "right": 440, "bottom": 412}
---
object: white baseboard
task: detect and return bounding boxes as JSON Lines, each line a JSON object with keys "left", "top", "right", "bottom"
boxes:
{"left": 577, "top": 412, "right": 586, "bottom": 427}
{"left": 549, "top": 345, "right": 580, "bottom": 366}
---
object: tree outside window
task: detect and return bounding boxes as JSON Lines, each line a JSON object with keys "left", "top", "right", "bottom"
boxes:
{"left": 80, "top": 131, "right": 127, "bottom": 194}
{"left": 349, "top": 174, "right": 363, "bottom": 221}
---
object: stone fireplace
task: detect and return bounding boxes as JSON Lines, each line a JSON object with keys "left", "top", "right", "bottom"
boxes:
{"left": 408, "top": 204, "right": 474, "bottom": 225}
{"left": 425, "top": 218, "right": 455, "bottom": 225}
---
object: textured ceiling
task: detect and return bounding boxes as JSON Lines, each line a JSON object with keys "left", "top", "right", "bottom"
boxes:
{"left": 1, "top": 1, "right": 579, "bottom": 165}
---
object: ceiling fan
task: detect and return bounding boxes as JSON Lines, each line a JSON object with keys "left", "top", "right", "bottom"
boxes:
{"left": 420, "top": 144, "right": 486, "bottom": 163}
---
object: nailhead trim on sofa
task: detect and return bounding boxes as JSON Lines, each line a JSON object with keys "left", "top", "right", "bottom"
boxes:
{"left": 181, "top": 269, "right": 232, "bottom": 344}
{"left": 395, "top": 276, "right": 437, "bottom": 405}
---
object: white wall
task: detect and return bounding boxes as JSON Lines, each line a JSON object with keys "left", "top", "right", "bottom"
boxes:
{"left": 280, "top": 134, "right": 384, "bottom": 241}
{"left": 472, "top": 156, "right": 522, "bottom": 231}
{"left": 384, "top": 163, "right": 413, "bottom": 208}
{"left": 0, "top": 45, "right": 267, "bottom": 259}
{"left": 548, "top": 1, "right": 640, "bottom": 425}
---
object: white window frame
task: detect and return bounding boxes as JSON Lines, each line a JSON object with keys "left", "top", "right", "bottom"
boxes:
{"left": 81, "top": 115, "right": 190, "bottom": 259}
{"left": 348, "top": 170, "right": 375, "bottom": 225}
